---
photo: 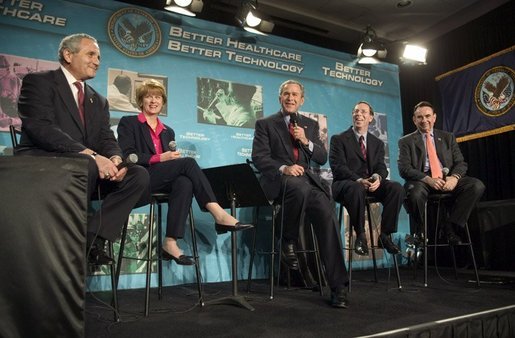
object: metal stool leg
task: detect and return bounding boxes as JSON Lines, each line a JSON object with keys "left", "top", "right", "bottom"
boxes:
{"left": 113, "top": 221, "right": 129, "bottom": 322}
{"left": 464, "top": 223, "right": 480, "bottom": 287}
{"left": 338, "top": 203, "right": 353, "bottom": 293}
{"left": 269, "top": 207, "right": 277, "bottom": 299}
{"left": 309, "top": 224, "right": 324, "bottom": 296}
{"left": 246, "top": 203, "right": 278, "bottom": 300}
{"left": 366, "top": 202, "right": 378, "bottom": 283}
{"left": 188, "top": 207, "right": 204, "bottom": 306}
{"left": 392, "top": 250, "right": 402, "bottom": 290}
{"left": 246, "top": 228, "right": 257, "bottom": 291}
{"left": 423, "top": 200, "right": 429, "bottom": 287}
{"left": 108, "top": 241, "right": 119, "bottom": 322}
{"left": 144, "top": 198, "right": 156, "bottom": 316}
{"left": 276, "top": 204, "right": 284, "bottom": 290}
{"left": 157, "top": 203, "right": 163, "bottom": 300}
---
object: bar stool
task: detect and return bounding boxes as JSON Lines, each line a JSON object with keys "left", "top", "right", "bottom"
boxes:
{"left": 337, "top": 195, "right": 402, "bottom": 292}
{"left": 115, "top": 193, "right": 204, "bottom": 316}
{"left": 420, "top": 193, "right": 480, "bottom": 287}
{"left": 246, "top": 200, "right": 324, "bottom": 299}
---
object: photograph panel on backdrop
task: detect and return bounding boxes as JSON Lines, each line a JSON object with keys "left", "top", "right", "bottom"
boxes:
{"left": 0, "top": 54, "right": 58, "bottom": 133}
{"left": 197, "top": 77, "right": 263, "bottom": 129}
{"left": 107, "top": 68, "right": 168, "bottom": 115}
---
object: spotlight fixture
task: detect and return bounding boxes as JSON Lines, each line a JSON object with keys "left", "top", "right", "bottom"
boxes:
{"left": 357, "top": 25, "right": 387, "bottom": 64}
{"left": 164, "top": 0, "right": 203, "bottom": 17}
{"left": 401, "top": 44, "right": 428, "bottom": 64}
{"left": 236, "top": 0, "right": 274, "bottom": 35}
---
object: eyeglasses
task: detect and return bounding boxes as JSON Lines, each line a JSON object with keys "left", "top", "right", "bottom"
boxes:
{"left": 352, "top": 109, "right": 370, "bottom": 114}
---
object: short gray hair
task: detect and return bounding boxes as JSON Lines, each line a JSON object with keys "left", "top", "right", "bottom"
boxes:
{"left": 58, "top": 33, "right": 97, "bottom": 64}
{"left": 278, "top": 79, "right": 304, "bottom": 97}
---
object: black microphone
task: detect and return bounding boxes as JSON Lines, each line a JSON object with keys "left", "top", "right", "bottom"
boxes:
{"left": 368, "top": 173, "right": 380, "bottom": 183}
{"left": 116, "top": 153, "right": 138, "bottom": 170}
{"left": 289, "top": 113, "right": 298, "bottom": 127}
{"left": 168, "top": 141, "right": 177, "bottom": 152}
{"left": 442, "top": 167, "right": 449, "bottom": 179}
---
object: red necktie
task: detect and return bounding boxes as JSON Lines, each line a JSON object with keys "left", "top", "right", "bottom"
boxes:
{"left": 359, "top": 135, "right": 367, "bottom": 160}
{"left": 426, "top": 132, "right": 442, "bottom": 178}
{"left": 73, "top": 81, "right": 85, "bottom": 125}
{"left": 289, "top": 122, "right": 299, "bottom": 162}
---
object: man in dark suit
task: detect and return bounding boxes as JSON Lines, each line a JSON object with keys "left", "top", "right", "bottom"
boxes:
{"left": 17, "top": 33, "right": 149, "bottom": 264}
{"left": 252, "top": 79, "right": 349, "bottom": 308}
{"left": 330, "top": 101, "right": 404, "bottom": 256}
{"left": 398, "top": 101, "right": 485, "bottom": 243}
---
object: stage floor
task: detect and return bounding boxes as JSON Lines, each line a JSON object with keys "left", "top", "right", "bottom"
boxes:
{"left": 86, "top": 267, "right": 515, "bottom": 337}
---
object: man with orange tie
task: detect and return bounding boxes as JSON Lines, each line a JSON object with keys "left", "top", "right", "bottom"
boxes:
{"left": 398, "top": 101, "right": 485, "bottom": 244}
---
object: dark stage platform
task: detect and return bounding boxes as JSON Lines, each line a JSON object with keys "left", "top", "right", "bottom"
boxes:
{"left": 86, "top": 267, "right": 515, "bottom": 337}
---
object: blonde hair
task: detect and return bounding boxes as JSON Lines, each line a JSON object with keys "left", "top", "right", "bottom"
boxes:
{"left": 135, "top": 79, "right": 167, "bottom": 109}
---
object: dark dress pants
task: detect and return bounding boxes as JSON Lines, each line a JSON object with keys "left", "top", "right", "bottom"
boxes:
{"left": 404, "top": 176, "right": 485, "bottom": 233}
{"left": 332, "top": 179, "right": 405, "bottom": 235}
{"left": 86, "top": 158, "right": 150, "bottom": 242}
{"left": 148, "top": 157, "right": 217, "bottom": 239}
{"left": 279, "top": 174, "right": 349, "bottom": 289}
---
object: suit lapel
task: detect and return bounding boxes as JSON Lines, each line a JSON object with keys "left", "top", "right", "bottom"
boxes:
{"left": 366, "top": 132, "right": 377, "bottom": 168}
{"left": 413, "top": 132, "right": 426, "bottom": 171}
{"left": 433, "top": 130, "right": 445, "bottom": 166}
{"left": 83, "top": 84, "right": 96, "bottom": 134}
{"left": 139, "top": 121, "right": 155, "bottom": 153}
{"left": 55, "top": 70, "right": 85, "bottom": 133}
{"left": 272, "top": 112, "right": 295, "bottom": 161}
{"left": 159, "top": 127, "right": 172, "bottom": 153}
{"left": 345, "top": 128, "right": 365, "bottom": 161}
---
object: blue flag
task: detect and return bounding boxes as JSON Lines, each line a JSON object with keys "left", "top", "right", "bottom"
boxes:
{"left": 436, "top": 47, "right": 515, "bottom": 141}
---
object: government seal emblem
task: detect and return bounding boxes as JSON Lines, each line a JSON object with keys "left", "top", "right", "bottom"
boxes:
{"left": 108, "top": 7, "right": 161, "bottom": 58}
{"left": 474, "top": 66, "right": 514, "bottom": 117}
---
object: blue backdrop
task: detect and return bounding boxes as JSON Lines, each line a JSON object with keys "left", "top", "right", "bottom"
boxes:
{"left": 0, "top": 0, "right": 409, "bottom": 291}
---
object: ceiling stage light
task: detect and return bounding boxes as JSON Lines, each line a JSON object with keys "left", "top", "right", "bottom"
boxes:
{"left": 164, "top": 0, "right": 203, "bottom": 17}
{"left": 402, "top": 44, "right": 428, "bottom": 64}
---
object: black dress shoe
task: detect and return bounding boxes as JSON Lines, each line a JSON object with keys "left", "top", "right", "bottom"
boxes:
{"left": 330, "top": 288, "right": 349, "bottom": 308}
{"left": 354, "top": 233, "right": 369, "bottom": 256}
{"left": 215, "top": 222, "right": 254, "bottom": 234}
{"left": 446, "top": 231, "right": 462, "bottom": 245}
{"left": 281, "top": 241, "right": 299, "bottom": 270}
{"left": 161, "top": 249, "right": 195, "bottom": 265}
{"left": 378, "top": 233, "right": 401, "bottom": 254}
{"left": 88, "top": 246, "right": 114, "bottom": 265}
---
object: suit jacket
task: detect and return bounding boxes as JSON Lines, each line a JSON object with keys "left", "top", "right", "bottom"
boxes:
{"left": 329, "top": 127, "right": 388, "bottom": 182}
{"left": 398, "top": 129, "right": 467, "bottom": 182}
{"left": 252, "top": 111, "right": 327, "bottom": 200}
{"left": 116, "top": 115, "right": 175, "bottom": 167}
{"left": 17, "top": 68, "right": 121, "bottom": 158}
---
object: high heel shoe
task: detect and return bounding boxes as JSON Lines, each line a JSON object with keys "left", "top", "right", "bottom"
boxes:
{"left": 161, "top": 249, "right": 195, "bottom": 265}
{"left": 215, "top": 222, "right": 254, "bottom": 234}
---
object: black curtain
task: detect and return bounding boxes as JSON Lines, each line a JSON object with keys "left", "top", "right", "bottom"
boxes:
{"left": 399, "top": 1, "right": 515, "bottom": 202}
{"left": 0, "top": 156, "right": 88, "bottom": 338}
{"left": 460, "top": 131, "right": 515, "bottom": 201}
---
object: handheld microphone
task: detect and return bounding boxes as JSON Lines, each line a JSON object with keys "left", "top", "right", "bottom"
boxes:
{"left": 289, "top": 113, "right": 298, "bottom": 127}
{"left": 442, "top": 167, "right": 449, "bottom": 179}
{"left": 168, "top": 141, "right": 177, "bottom": 152}
{"left": 369, "top": 173, "right": 380, "bottom": 183}
{"left": 116, "top": 153, "right": 138, "bottom": 170}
